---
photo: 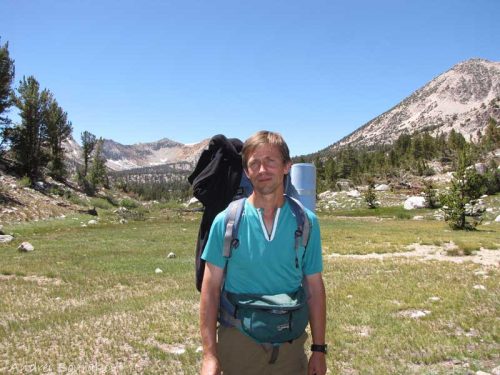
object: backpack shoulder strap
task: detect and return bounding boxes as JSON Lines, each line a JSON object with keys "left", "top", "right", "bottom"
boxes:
{"left": 285, "top": 195, "right": 311, "bottom": 249}
{"left": 223, "top": 198, "right": 246, "bottom": 258}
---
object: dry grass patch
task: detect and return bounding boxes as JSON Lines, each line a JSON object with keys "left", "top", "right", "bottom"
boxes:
{"left": 324, "top": 257, "right": 499, "bottom": 374}
{"left": 0, "top": 210, "right": 499, "bottom": 374}
{"left": 320, "top": 215, "right": 500, "bottom": 255}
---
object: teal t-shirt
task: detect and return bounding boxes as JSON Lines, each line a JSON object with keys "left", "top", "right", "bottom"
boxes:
{"left": 201, "top": 199, "right": 323, "bottom": 295}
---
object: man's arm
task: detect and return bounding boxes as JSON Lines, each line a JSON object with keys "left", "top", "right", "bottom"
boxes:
{"left": 305, "top": 272, "right": 327, "bottom": 375}
{"left": 200, "top": 262, "right": 224, "bottom": 375}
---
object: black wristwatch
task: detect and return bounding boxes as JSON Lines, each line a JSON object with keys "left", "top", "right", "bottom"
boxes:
{"left": 311, "top": 344, "right": 328, "bottom": 354}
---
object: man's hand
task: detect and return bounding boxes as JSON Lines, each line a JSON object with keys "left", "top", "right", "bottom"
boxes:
{"left": 306, "top": 273, "right": 327, "bottom": 375}
{"left": 308, "top": 351, "right": 327, "bottom": 375}
{"left": 200, "top": 263, "right": 224, "bottom": 375}
{"left": 201, "top": 354, "right": 221, "bottom": 375}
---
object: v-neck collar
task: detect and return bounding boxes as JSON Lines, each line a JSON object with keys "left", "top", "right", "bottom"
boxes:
{"left": 256, "top": 206, "right": 281, "bottom": 241}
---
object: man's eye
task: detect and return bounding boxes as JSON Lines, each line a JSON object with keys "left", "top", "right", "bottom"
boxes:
{"left": 249, "top": 161, "right": 260, "bottom": 169}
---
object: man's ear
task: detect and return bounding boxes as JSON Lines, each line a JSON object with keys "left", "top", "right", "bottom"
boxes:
{"left": 284, "top": 161, "right": 292, "bottom": 175}
{"left": 244, "top": 168, "right": 250, "bottom": 178}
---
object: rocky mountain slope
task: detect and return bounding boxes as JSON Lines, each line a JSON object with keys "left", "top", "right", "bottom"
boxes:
{"left": 64, "top": 137, "right": 209, "bottom": 172}
{"left": 327, "top": 59, "right": 500, "bottom": 151}
{"left": 0, "top": 173, "right": 83, "bottom": 223}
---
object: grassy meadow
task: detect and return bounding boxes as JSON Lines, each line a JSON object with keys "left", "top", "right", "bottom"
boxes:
{"left": 0, "top": 208, "right": 499, "bottom": 374}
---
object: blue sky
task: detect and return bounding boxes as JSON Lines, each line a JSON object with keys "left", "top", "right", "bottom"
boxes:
{"left": 1, "top": 0, "right": 499, "bottom": 156}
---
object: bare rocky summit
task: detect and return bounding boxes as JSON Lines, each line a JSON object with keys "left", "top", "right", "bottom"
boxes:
{"left": 329, "top": 59, "right": 500, "bottom": 150}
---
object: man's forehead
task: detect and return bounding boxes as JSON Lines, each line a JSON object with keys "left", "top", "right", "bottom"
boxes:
{"left": 248, "top": 143, "right": 281, "bottom": 158}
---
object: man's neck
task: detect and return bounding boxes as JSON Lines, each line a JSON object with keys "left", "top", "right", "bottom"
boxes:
{"left": 248, "top": 191, "right": 285, "bottom": 236}
{"left": 248, "top": 191, "right": 285, "bottom": 215}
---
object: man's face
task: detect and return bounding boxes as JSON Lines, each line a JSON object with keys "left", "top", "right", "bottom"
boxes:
{"left": 245, "top": 144, "right": 291, "bottom": 196}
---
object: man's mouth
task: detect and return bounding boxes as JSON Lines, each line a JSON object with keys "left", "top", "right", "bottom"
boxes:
{"left": 257, "top": 175, "right": 273, "bottom": 182}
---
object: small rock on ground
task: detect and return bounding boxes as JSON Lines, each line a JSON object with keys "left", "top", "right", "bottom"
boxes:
{"left": 18, "top": 242, "right": 34, "bottom": 252}
{"left": 0, "top": 235, "right": 14, "bottom": 243}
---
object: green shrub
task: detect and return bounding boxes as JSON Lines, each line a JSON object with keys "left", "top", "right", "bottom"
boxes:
{"left": 48, "top": 185, "right": 66, "bottom": 197}
{"left": 446, "top": 248, "right": 461, "bottom": 256}
{"left": 483, "top": 160, "right": 500, "bottom": 195}
{"left": 118, "top": 207, "right": 147, "bottom": 221}
{"left": 364, "top": 180, "right": 378, "bottom": 209}
{"left": 120, "top": 198, "right": 139, "bottom": 209}
{"left": 90, "top": 197, "right": 114, "bottom": 210}
{"left": 68, "top": 194, "right": 88, "bottom": 206}
{"left": 105, "top": 194, "right": 119, "bottom": 207}
{"left": 423, "top": 181, "right": 438, "bottom": 209}
{"left": 439, "top": 148, "right": 486, "bottom": 230}
{"left": 396, "top": 211, "right": 412, "bottom": 220}
{"left": 455, "top": 240, "right": 481, "bottom": 255}
{"left": 19, "top": 176, "right": 31, "bottom": 187}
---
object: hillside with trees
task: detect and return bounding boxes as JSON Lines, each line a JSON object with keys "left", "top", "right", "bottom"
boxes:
{"left": 300, "top": 122, "right": 500, "bottom": 193}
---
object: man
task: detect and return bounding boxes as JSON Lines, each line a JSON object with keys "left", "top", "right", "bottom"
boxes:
{"left": 200, "top": 131, "right": 327, "bottom": 375}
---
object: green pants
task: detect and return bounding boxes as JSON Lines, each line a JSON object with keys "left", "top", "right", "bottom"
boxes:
{"left": 217, "top": 326, "right": 308, "bottom": 375}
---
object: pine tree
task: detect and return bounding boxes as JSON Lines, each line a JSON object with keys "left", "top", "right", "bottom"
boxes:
{"left": 0, "top": 39, "right": 15, "bottom": 150}
{"left": 323, "top": 156, "right": 336, "bottom": 188}
{"left": 44, "top": 96, "right": 72, "bottom": 180}
{"left": 421, "top": 132, "right": 436, "bottom": 159}
{"left": 423, "top": 181, "right": 438, "bottom": 209}
{"left": 436, "top": 132, "right": 448, "bottom": 158}
{"left": 481, "top": 117, "right": 499, "bottom": 151}
{"left": 389, "top": 148, "right": 399, "bottom": 168}
{"left": 89, "top": 138, "right": 108, "bottom": 189}
{"left": 439, "top": 146, "right": 486, "bottom": 230}
{"left": 10, "top": 76, "right": 50, "bottom": 180}
{"left": 313, "top": 156, "right": 324, "bottom": 180}
{"left": 81, "top": 131, "right": 97, "bottom": 177}
{"left": 483, "top": 159, "right": 500, "bottom": 195}
{"left": 313, "top": 156, "right": 327, "bottom": 191}
{"left": 448, "top": 129, "right": 467, "bottom": 152}
{"left": 411, "top": 134, "right": 424, "bottom": 160}
{"left": 339, "top": 146, "right": 359, "bottom": 179}
{"left": 364, "top": 179, "right": 377, "bottom": 209}
{"left": 395, "top": 133, "right": 412, "bottom": 158}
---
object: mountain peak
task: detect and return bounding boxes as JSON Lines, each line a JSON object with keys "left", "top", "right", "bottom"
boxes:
{"left": 455, "top": 57, "right": 494, "bottom": 66}
{"left": 328, "top": 58, "right": 500, "bottom": 151}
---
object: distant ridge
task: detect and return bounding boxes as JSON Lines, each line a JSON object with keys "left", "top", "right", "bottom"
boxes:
{"left": 325, "top": 58, "right": 500, "bottom": 152}
{"left": 64, "top": 136, "right": 209, "bottom": 171}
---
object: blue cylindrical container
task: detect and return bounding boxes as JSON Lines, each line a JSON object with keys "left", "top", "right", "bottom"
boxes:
{"left": 290, "top": 163, "right": 316, "bottom": 212}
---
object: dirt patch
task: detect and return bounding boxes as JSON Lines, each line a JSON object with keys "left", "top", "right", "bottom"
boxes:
{"left": 343, "top": 324, "right": 373, "bottom": 337}
{"left": 328, "top": 243, "right": 499, "bottom": 267}
{"left": 395, "top": 309, "right": 431, "bottom": 319}
{"left": 145, "top": 338, "right": 186, "bottom": 355}
{"left": 0, "top": 274, "right": 64, "bottom": 285}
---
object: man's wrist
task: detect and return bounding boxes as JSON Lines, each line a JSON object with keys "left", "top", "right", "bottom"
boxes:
{"left": 311, "top": 344, "right": 328, "bottom": 354}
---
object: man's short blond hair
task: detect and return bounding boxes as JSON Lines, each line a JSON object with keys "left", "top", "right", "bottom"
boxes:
{"left": 242, "top": 130, "right": 291, "bottom": 170}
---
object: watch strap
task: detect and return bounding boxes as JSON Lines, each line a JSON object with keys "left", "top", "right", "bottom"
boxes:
{"left": 311, "top": 344, "right": 328, "bottom": 354}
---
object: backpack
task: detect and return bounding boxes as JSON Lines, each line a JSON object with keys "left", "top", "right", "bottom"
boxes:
{"left": 188, "top": 134, "right": 310, "bottom": 292}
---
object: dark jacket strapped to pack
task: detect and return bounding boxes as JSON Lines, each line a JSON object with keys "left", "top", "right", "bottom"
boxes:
{"left": 188, "top": 134, "right": 245, "bottom": 292}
